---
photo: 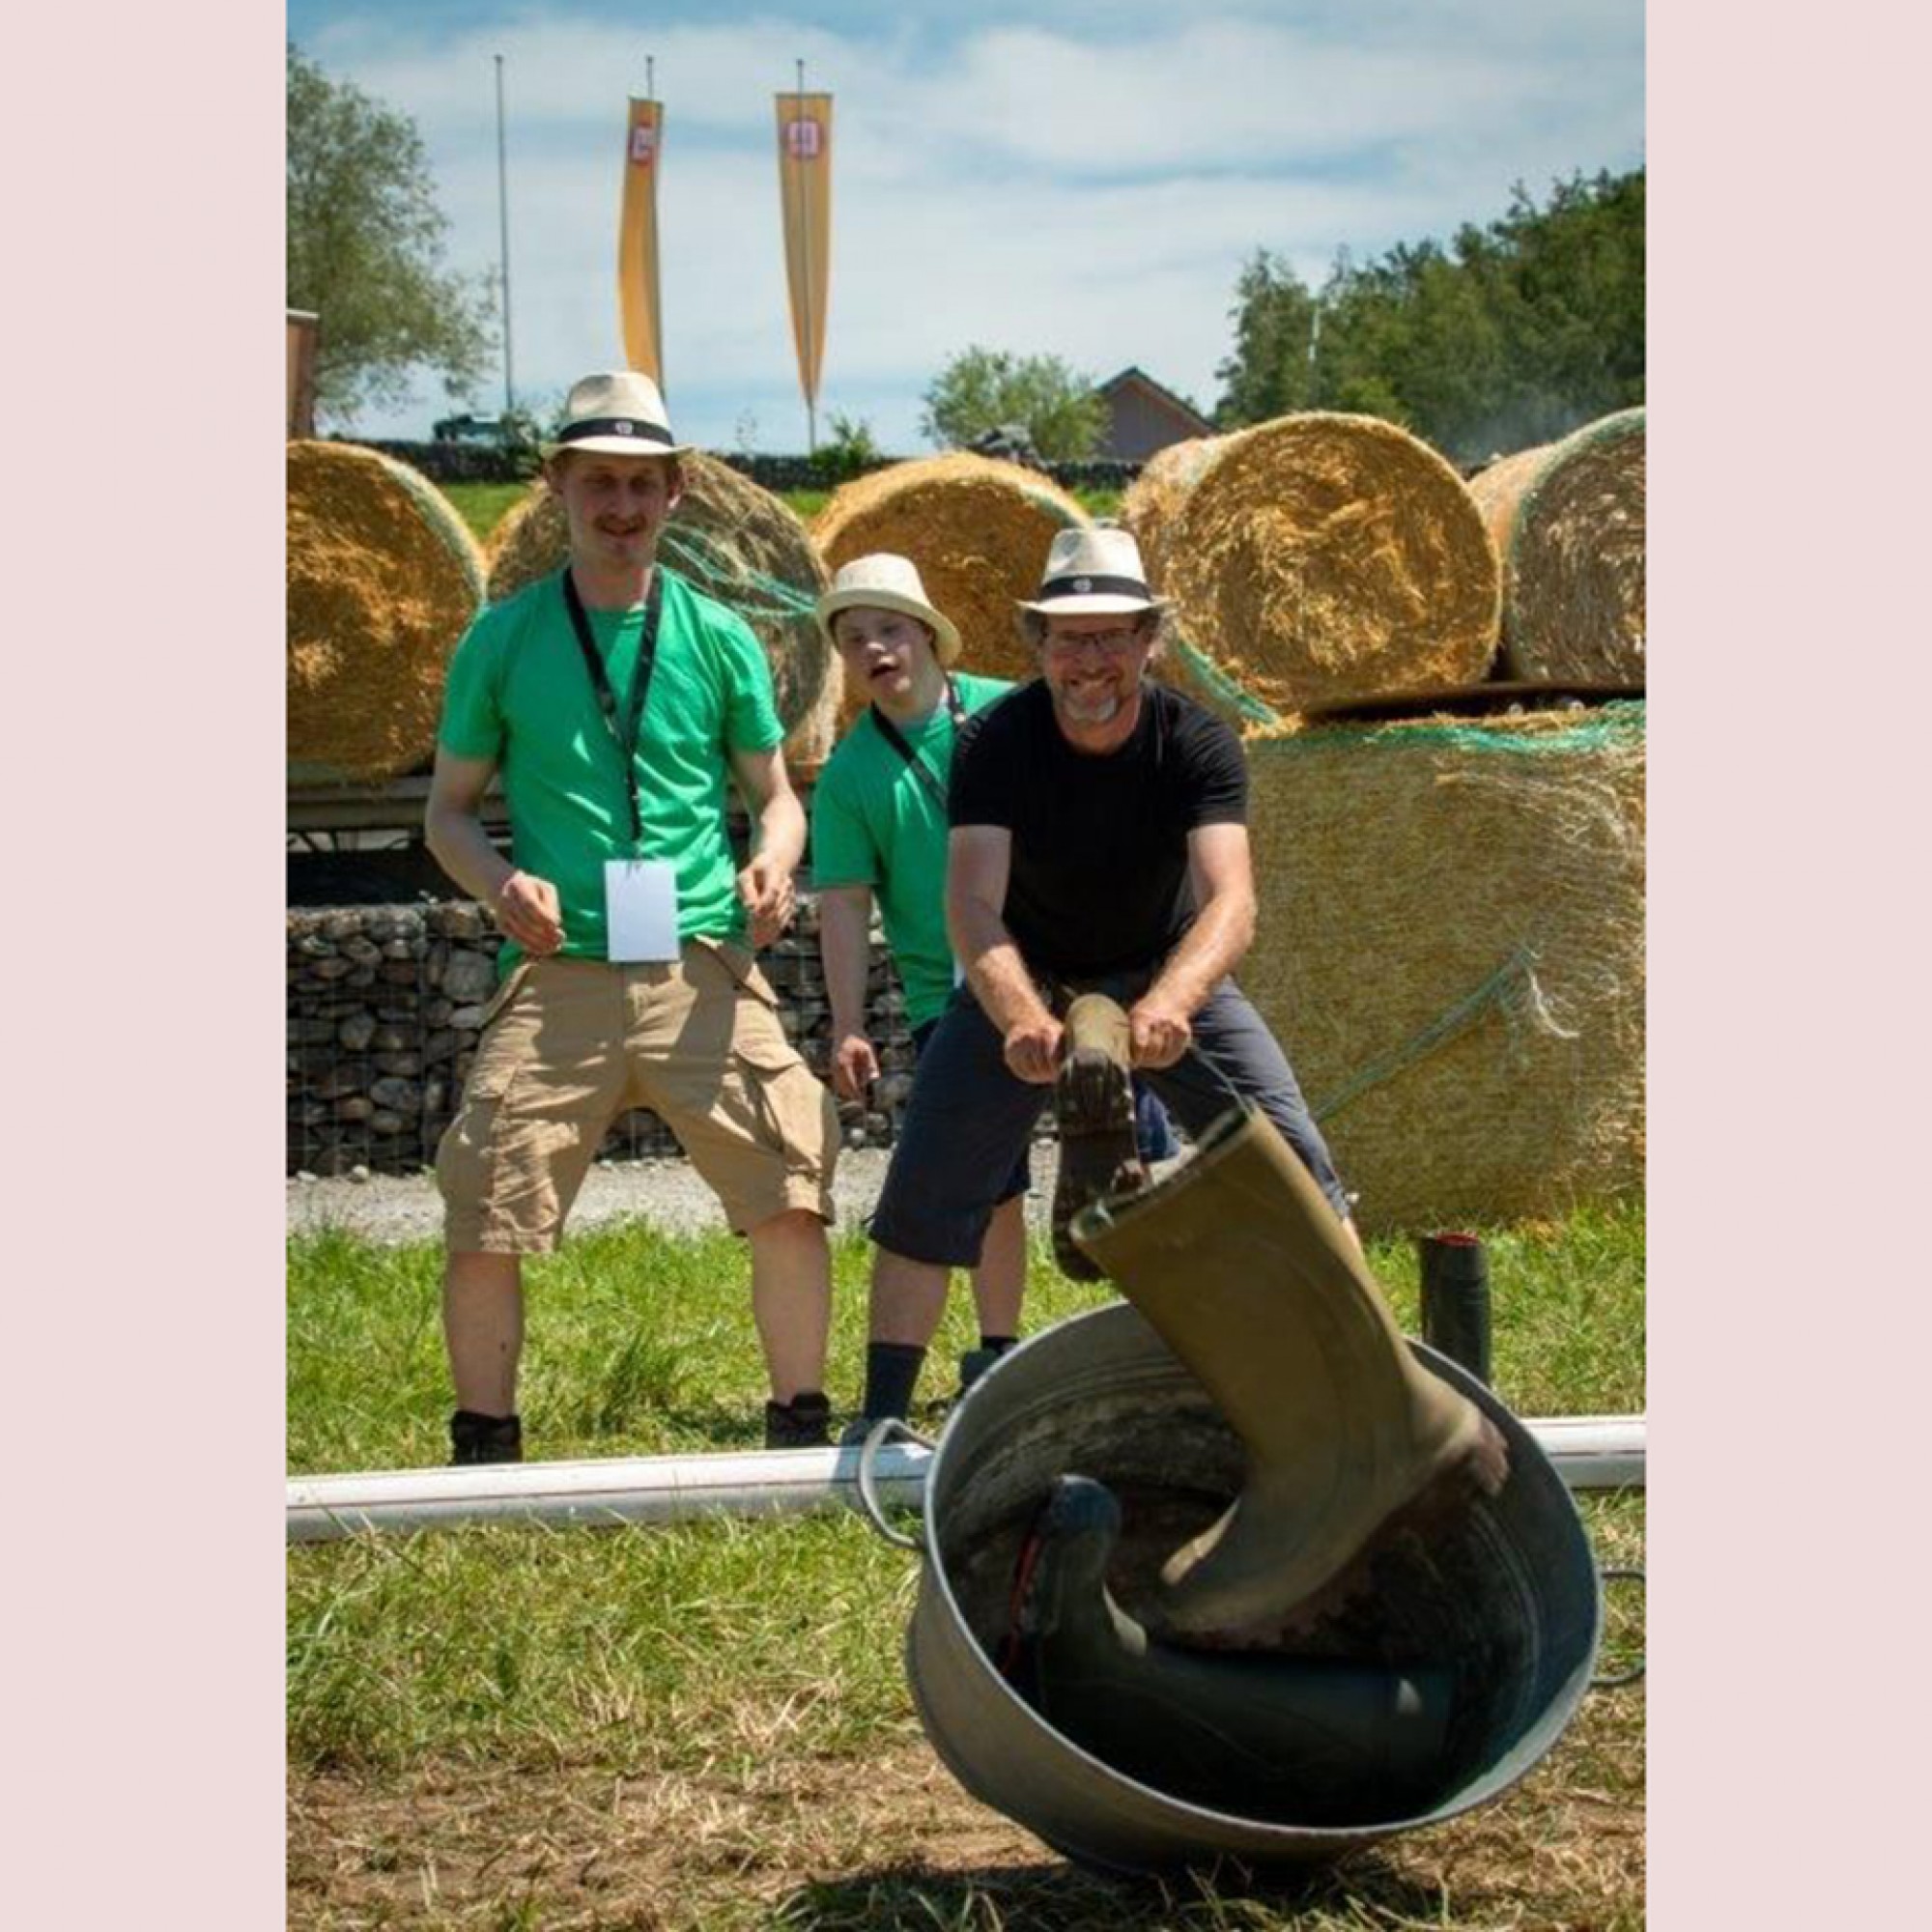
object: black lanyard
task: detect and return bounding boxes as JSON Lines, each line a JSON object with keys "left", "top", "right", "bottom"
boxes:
{"left": 561, "top": 566, "right": 664, "bottom": 850}
{"left": 870, "top": 678, "right": 967, "bottom": 810}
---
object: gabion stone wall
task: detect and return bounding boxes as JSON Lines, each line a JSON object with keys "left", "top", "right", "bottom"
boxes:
{"left": 287, "top": 895, "right": 915, "bottom": 1178}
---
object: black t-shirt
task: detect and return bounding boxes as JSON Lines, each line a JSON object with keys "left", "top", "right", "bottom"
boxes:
{"left": 948, "top": 679, "right": 1247, "bottom": 980}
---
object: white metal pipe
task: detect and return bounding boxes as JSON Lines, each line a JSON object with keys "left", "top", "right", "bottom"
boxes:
{"left": 287, "top": 1414, "right": 1643, "bottom": 1544}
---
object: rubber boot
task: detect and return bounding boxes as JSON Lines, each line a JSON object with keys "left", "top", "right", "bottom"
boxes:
{"left": 1072, "top": 1104, "right": 1505, "bottom": 1642}
{"left": 1005, "top": 1475, "right": 1455, "bottom": 1825}
{"left": 1050, "top": 994, "right": 1149, "bottom": 1282}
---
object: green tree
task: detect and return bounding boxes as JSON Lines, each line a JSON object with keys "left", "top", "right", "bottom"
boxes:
{"left": 1214, "top": 168, "right": 1644, "bottom": 463}
{"left": 1213, "top": 251, "right": 1319, "bottom": 428}
{"left": 287, "top": 43, "right": 496, "bottom": 423}
{"left": 921, "top": 348, "right": 1107, "bottom": 460}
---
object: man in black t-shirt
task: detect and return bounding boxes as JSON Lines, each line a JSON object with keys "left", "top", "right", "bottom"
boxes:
{"left": 849, "top": 527, "right": 1352, "bottom": 1427}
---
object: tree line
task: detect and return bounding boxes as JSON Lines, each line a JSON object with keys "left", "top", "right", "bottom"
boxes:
{"left": 1213, "top": 168, "right": 1644, "bottom": 464}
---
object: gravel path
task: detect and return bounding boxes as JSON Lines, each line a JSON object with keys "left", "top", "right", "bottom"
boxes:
{"left": 286, "top": 1144, "right": 1071, "bottom": 1245}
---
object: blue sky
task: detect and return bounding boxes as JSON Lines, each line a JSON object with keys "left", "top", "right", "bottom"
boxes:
{"left": 288, "top": 1, "right": 1644, "bottom": 451}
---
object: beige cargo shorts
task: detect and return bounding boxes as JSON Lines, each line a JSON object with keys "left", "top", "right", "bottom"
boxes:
{"left": 436, "top": 939, "right": 838, "bottom": 1252}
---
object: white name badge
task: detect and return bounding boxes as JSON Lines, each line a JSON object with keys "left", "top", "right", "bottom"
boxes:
{"left": 605, "top": 859, "right": 680, "bottom": 961}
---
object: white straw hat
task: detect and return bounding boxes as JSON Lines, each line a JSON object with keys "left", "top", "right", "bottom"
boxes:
{"left": 541, "top": 370, "right": 693, "bottom": 459}
{"left": 816, "top": 553, "right": 962, "bottom": 667}
{"left": 1017, "top": 526, "right": 1164, "bottom": 616}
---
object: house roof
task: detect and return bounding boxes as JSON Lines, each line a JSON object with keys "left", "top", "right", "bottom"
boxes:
{"left": 1096, "top": 365, "right": 1214, "bottom": 434}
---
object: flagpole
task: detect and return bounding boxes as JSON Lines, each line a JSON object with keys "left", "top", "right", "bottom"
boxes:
{"left": 496, "top": 52, "right": 514, "bottom": 414}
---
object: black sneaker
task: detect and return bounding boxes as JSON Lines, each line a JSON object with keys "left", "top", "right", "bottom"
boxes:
{"left": 450, "top": 1409, "right": 523, "bottom": 1465}
{"left": 764, "top": 1390, "right": 833, "bottom": 1449}
{"left": 955, "top": 1345, "right": 1009, "bottom": 1399}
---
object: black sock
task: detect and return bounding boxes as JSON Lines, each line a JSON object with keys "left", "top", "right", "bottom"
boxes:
{"left": 978, "top": 1334, "right": 1017, "bottom": 1355}
{"left": 861, "top": 1342, "right": 926, "bottom": 1420}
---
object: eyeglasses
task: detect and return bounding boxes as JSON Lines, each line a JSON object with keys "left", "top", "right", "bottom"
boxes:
{"left": 1043, "top": 626, "right": 1147, "bottom": 658}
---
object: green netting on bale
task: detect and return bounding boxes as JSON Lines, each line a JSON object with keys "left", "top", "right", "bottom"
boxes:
{"left": 1254, "top": 699, "right": 1645, "bottom": 762}
{"left": 1242, "top": 702, "right": 1645, "bottom": 1232}
{"left": 659, "top": 526, "right": 819, "bottom": 625}
{"left": 1170, "top": 637, "right": 1287, "bottom": 731}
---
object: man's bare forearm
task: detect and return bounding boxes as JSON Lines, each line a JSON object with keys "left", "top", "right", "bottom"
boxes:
{"left": 1147, "top": 887, "right": 1256, "bottom": 1017}
{"left": 818, "top": 888, "right": 873, "bottom": 1037}
{"left": 753, "top": 788, "right": 808, "bottom": 875}
{"left": 425, "top": 804, "right": 518, "bottom": 909}
{"left": 953, "top": 895, "right": 1052, "bottom": 1035}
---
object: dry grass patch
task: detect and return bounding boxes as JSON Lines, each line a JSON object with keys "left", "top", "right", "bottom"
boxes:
{"left": 1243, "top": 704, "right": 1645, "bottom": 1234}
{"left": 1468, "top": 410, "right": 1646, "bottom": 685}
{"left": 286, "top": 441, "right": 487, "bottom": 781}
{"left": 811, "top": 454, "right": 1090, "bottom": 700}
{"left": 1162, "top": 413, "right": 1500, "bottom": 717}
{"left": 291, "top": 1699, "right": 1641, "bottom": 1932}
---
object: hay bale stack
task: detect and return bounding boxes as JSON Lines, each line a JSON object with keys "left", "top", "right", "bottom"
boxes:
{"left": 1468, "top": 408, "right": 1646, "bottom": 683}
{"left": 1241, "top": 702, "right": 1645, "bottom": 1234}
{"left": 287, "top": 441, "right": 487, "bottom": 781}
{"left": 484, "top": 454, "right": 840, "bottom": 765}
{"left": 1120, "top": 435, "right": 1225, "bottom": 591}
{"left": 811, "top": 454, "right": 1090, "bottom": 693}
{"left": 1160, "top": 412, "right": 1501, "bottom": 715}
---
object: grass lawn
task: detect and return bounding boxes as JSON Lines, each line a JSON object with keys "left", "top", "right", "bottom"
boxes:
{"left": 442, "top": 479, "right": 530, "bottom": 545}
{"left": 288, "top": 1207, "right": 1644, "bottom": 1929}
{"left": 440, "top": 478, "right": 1125, "bottom": 550}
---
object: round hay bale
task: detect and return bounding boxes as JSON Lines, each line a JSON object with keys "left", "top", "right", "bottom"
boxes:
{"left": 1120, "top": 435, "right": 1225, "bottom": 592}
{"left": 483, "top": 453, "right": 839, "bottom": 762}
{"left": 1240, "top": 701, "right": 1645, "bottom": 1234}
{"left": 1468, "top": 409, "right": 1645, "bottom": 683}
{"left": 287, "top": 440, "right": 487, "bottom": 781}
{"left": 811, "top": 453, "right": 1090, "bottom": 696}
{"left": 1160, "top": 412, "right": 1501, "bottom": 714}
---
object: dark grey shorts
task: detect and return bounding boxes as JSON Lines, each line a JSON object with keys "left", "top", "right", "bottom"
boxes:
{"left": 870, "top": 978, "right": 1350, "bottom": 1267}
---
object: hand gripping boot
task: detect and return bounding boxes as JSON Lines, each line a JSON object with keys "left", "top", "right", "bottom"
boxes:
{"left": 1050, "top": 994, "right": 1149, "bottom": 1282}
{"left": 1072, "top": 1104, "right": 1507, "bottom": 1642}
{"left": 1004, "top": 1475, "right": 1456, "bottom": 1825}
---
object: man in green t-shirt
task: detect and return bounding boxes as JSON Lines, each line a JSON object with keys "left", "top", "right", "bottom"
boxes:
{"left": 809, "top": 555, "right": 1028, "bottom": 1404}
{"left": 425, "top": 371, "right": 839, "bottom": 1462}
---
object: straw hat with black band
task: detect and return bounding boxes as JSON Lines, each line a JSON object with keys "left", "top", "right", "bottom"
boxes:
{"left": 1016, "top": 526, "right": 1167, "bottom": 617}
{"left": 816, "top": 553, "right": 963, "bottom": 667}
{"left": 540, "top": 370, "right": 695, "bottom": 460}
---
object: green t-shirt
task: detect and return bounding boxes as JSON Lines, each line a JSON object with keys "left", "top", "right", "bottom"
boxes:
{"left": 810, "top": 673, "right": 1014, "bottom": 1029}
{"left": 438, "top": 565, "right": 783, "bottom": 967}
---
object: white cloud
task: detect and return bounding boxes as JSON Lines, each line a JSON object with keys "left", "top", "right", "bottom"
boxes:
{"left": 298, "top": 3, "right": 1642, "bottom": 446}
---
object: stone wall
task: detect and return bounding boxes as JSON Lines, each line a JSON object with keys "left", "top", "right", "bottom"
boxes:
{"left": 286, "top": 895, "right": 918, "bottom": 1178}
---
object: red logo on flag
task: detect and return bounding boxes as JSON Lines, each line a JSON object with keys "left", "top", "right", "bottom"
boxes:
{"left": 784, "top": 118, "right": 822, "bottom": 161}
{"left": 630, "top": 125, "right": 656, "bottom": 165}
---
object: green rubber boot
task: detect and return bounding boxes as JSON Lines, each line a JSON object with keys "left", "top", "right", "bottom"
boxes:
{"left": 1005, "top": 1474, "right": 1456, "bottom": 1824}
{"left": 1051, "top": 994, "right": 1148, "bottom": 1282}
{"left": 1072, "top": 1104, "right": 1507, "bottom": 1643}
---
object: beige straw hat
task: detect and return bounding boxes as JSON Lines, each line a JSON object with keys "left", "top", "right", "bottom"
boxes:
{"left": 541, "top": 370, "right": 693, "bottom": 459}
{"left": 1017, "top": 526, "right": 1165, "bottom": 616}
{"left": 816, "top": 553, "right": 962, "bottom": 666}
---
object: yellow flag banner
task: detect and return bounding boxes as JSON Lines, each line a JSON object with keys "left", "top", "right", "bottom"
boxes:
{"left": 618, "top": 98, "right": 666, "bottom": 385}
{"left": 775, "top": 92, "right": 832, "bottom": 412}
